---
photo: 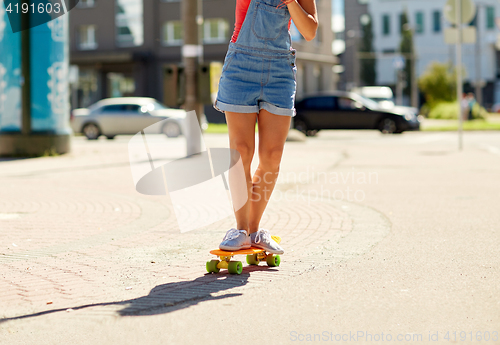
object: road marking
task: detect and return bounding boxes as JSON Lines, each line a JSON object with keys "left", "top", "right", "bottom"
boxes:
{"left": 0, "top": 213, "right": 22, "bottom": 220}
{"left": 412, "top": 134, "right": 449, "bottom": 144}
{"left": 479, "top": 144, "right": 500, "bottom": 156}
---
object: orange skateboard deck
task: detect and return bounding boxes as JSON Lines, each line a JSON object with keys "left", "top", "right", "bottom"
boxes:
{"left": 206, "top": 236, "right": 282, "bottom": 275}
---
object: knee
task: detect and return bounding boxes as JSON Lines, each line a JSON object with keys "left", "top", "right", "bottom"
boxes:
{"left": 231, "top": 141, "right": 254, "bottom": 165}
{"left": 259, "top": 146, "right": 284, "bottom": 170}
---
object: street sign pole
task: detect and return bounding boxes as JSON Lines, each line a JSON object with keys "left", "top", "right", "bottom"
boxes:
{"left": 445, "top": 0, "right": 476, "bottom": 151}
{"left": 456, "top": 0, "right": 463, "bottom": 151}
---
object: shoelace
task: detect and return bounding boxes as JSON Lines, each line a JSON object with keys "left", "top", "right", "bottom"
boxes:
{"left": 223, "top": 228, "right": 242, "bottom": 241}
{"left": 254, "top": 229, "right": 272, "bottom": 244}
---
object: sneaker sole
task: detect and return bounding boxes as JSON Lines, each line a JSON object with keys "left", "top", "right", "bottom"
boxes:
{"left": 251, "top": 244, "right": 284, "bottom": 255}
{"left": 219, "top": 244, "right": 252, "bottom": 251}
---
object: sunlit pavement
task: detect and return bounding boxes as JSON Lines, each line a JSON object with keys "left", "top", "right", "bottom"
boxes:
{"left": 1, "top": 130, "right": 499, "bottom": 344}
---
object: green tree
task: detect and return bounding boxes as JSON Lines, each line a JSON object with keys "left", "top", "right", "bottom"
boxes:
{"left": 418, "top": 62, "right": 456, "bottom": 106}
{"left": 359, "top": 15, "right": 376, "bottom": 86}
{"left": 399, "top": 11, "right": 414, "bottom": 97}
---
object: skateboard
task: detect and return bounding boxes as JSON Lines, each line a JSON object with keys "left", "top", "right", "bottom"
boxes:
{"left": 206, "top": 236, "right": 282, "bottom": 275}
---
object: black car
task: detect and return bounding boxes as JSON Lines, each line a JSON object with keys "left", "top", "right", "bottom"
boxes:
{"left": 294, "top": 91, "right": 420, "bottom": 135}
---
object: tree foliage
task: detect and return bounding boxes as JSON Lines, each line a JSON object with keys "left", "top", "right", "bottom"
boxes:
{"left": 418, "top": 62, "right": 457, "bottom": 106}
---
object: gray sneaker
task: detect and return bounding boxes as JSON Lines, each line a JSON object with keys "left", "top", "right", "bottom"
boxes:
{"left": 250, "top": 229, "right": 284, "bottom": 254}
{"left": 219, "top": 228, "right": 251, "bottom": 251}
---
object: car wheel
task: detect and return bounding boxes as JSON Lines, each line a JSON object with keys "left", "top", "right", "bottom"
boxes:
{"left": 83, "top": 123, "right": 100, "bottom": 140}
{"left": 307, "top": 129, "right": 319, "bottom": 137}
{"left": 378, "top": 117, "right": 398, "bottom": 134}
{"left": 294, "top": 119, "right": 308, "bottom": 135}
{"left": 162, "top": 121, "right": 181, "bottom": 138}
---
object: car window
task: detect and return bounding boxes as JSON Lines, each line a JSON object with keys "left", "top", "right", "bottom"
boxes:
{"left": 122, "top": 104, "right": 142, "bottom": 113}
{"left": 304, "top": 97, "right": 335, "bottom": 110}
{"left": 352, "top": 94, "right": 380, "bottom": 110}
{"left": 338, "top": 97, "right": 357, "bottom": 110}
{"left": 100, "top": 104, "right": 142, "bottom": 114}
{"left": 100, "top": 104, "right": 124, "bottom": 113}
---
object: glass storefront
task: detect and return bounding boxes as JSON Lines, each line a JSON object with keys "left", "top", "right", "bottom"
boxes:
{"left": 107, "top": 72, "right": 135, "bottom": 98}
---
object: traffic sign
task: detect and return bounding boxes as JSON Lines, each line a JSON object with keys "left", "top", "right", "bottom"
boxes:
{"left": 444, "top": 26, "right": 476, "bottom": 44}
{"left": 392, "top": 56, "right": 405, "bottom": 70}
{"left": 444, "top": 0, "right": 476, "bottom": 25}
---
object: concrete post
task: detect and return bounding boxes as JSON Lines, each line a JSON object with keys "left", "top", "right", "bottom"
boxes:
{"left": 182, "top": 0, "right": 203, "bottom": 156}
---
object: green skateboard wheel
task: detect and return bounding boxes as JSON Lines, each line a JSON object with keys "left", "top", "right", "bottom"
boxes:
{"left": 228, "top": 261, "right": 243, "bottom": 275}
{"left": 246, "top": 254, "right": 259, "bottom": 265}
{"left": 266, "top": 254, "right": 280, "bottom": 267}
{"left": 206, "top": 259, "right": 220, "bottom": 273}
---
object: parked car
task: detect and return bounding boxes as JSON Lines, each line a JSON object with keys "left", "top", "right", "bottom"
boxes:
{"left": 352, "top": 86, "right": 420, "bottom": 117}
{"left": 294, "top": 91, "right": 420, "bottom": 135}
{"left": 71, "top": 97, "right": 208, "bottom": 140}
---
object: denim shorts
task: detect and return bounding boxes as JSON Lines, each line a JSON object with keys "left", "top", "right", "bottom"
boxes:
{"left": 214, "top": 44, "right": 297, "bottom": 117}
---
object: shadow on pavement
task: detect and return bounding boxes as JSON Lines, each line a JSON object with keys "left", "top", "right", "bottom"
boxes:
{"left": 0, "top": 158, "right": 182, "bottom": 178}
{"left": 117, "top": 271, "right": 251, "bottom": 316}
{"left": 0, "top": 157, "right": 30, "bottom": 162}
{"left": 0, "top": 269, "right": 271, "bottom": 322}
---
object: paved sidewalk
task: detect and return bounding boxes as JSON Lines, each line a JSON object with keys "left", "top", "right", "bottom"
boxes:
{"left": 0, "top": 133, "right": 389, "bottom": 323}
{"left": 1, "top": 131, "right": 499, "bottom": 344}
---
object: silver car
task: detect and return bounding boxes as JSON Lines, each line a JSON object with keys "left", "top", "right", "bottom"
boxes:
{"left": 71, "top": 97, "right": 206, "bottom": 140}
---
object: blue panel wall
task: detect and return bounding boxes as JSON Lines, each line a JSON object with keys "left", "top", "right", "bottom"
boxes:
{"left": 0, "top": 5, "right": 22, "bottom": 133}
{"left": 30, "top": 14, "right": 69, "bottom": 133}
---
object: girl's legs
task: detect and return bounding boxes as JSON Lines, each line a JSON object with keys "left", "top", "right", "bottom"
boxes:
{"left": 221, "top": 109, "right": 290, "bottom": 253}
{"left": 248, "top": 109, "right": 291, "bottom": 233}
{"left": 225, "top": 111, "right": 258, "bottom": 231}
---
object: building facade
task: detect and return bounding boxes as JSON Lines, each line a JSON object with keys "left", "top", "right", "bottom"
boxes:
{"left": 291, "top": 0, "right": 338, "bottom": 97}
{"left": 343, "top": 0, "right": 500, "bottom": 108}
{"left": 69, "top": 0, "right": 338, "bottom": 113}
{"left": 341, "top": 0, "right": 369, "bottom": 91}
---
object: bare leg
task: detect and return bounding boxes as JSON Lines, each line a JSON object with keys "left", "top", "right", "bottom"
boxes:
{"left": 248, "top": 109, "right": 291, "bottom": 234}
{"left": 225, "top": 111, "right": 258, "bottom": 232}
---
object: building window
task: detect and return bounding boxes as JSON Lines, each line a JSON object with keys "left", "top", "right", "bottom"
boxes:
{"left": 203, "top": 18, "right": 229, "bottom": 44}
{"left": 469, "top": 12, "right": 477, "bottom": 27}
{"left": 163, "top": 21, "right": 183, "bottom": 46}
{"left": 433, "top": 10, "right": 441, "bottom": 32}
{"left": 415, "top": 12, "right": 424, "bottom": 34}
{"left": 116, "top": 0, "right": 144, "bottom": 47}
{"left": 382, "top": 14, "right": 390, "bottom": 36}
{"left": 78, "top": 25, "right": 97, "bottom": 50}
{"left": 486, "top": 7, "right": 495, "bottom": 30}
{"left": 78, "top": 0, "right": 96, "bottom": 8}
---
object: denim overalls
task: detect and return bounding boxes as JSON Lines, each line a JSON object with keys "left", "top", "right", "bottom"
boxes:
{"left": 214, "top": 0, "right": 297, "bottom": 116}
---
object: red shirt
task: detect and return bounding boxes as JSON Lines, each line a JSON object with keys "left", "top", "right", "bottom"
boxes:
{"left": 231, "top": 0, "right": 292, "bottom": 43}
